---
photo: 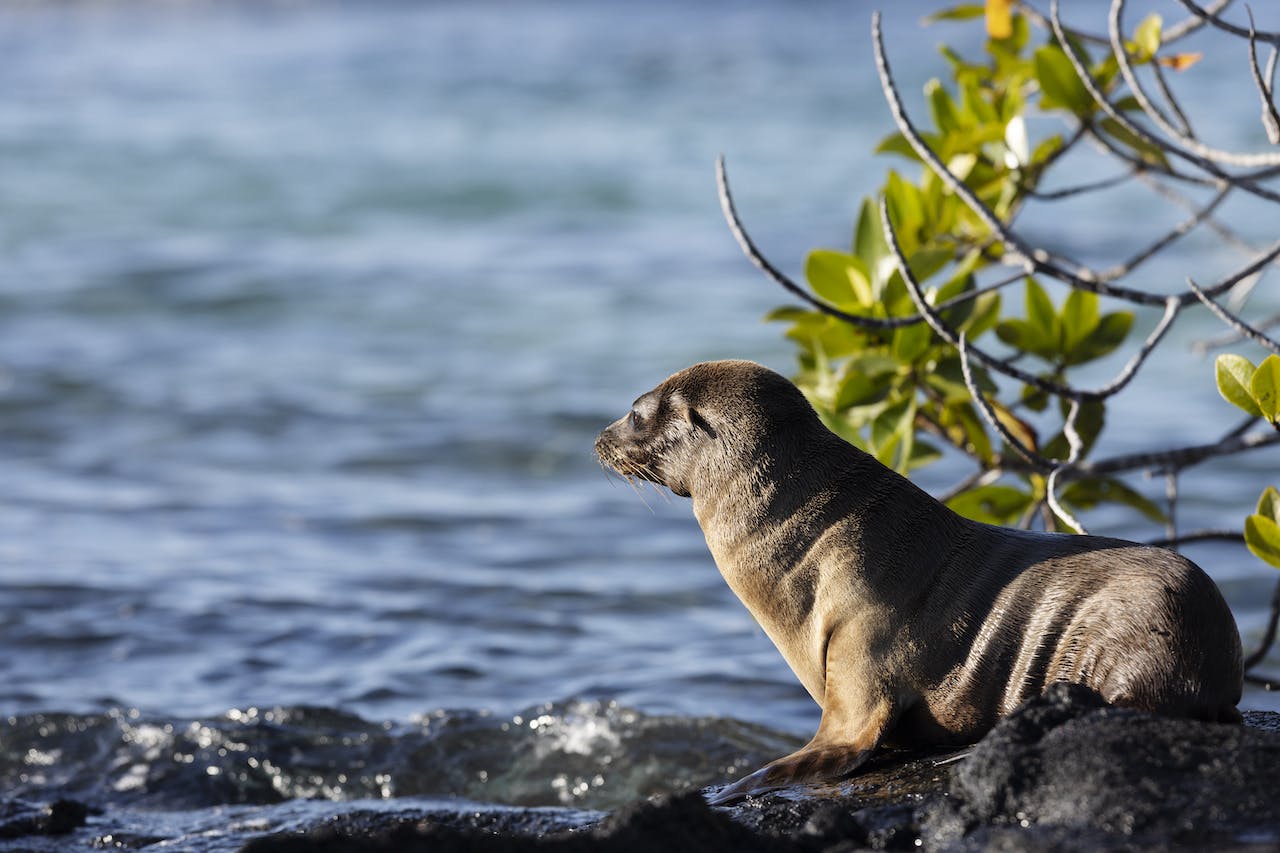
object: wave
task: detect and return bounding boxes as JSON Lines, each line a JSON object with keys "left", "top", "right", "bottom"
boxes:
{"left": 0, "top": 699, "right": 802, "bottom": 811}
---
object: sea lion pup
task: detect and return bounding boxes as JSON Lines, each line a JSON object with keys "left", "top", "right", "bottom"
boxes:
{"left": 595, "top": 360, "right": 1243, "bottom": 804}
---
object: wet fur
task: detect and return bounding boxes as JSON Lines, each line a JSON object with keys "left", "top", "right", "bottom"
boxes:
{"left": 595, "top": 360, "right": 1243, "bottom": 802}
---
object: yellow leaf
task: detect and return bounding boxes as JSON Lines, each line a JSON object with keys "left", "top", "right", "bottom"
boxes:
{"left": 986, "top": 0, "right": 1013, "bottom": 39}
{"left": 1157, "top": 52, "right": 1203, "bottom": 71}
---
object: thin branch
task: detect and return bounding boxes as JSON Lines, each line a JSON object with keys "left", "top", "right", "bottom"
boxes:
{"left": 1187, "top": 278, "right": 1280, "bottom": 354}
{"left": 1148, "top": 56, "right": 1196, "bottom": 140}
{"left": 1196, "top": 240, "right": 1280, "bottom": 303}
{"left": 1172, "top": 0, "right": 1280, "bottom": 45}
{"left": 1243, "top": 576, "right": 1280, "bottom": 670}
{"left": 1028, "top": 169, "right": 1139, "bottom": 200}
{"left": 1133, "top": 167, "right": 1260, "bottom": 254}
{"left": 1109, "top": 0, "right": 1188, "bottom": 139}
{"left": 1194, "top": 311, "right": 1280, "bottom": 352}
{"left": 959, "top": 334, "right": 1052, "bottom": 472}
{"left": 1109, "top": 0, "right": 1280, "bottom": 168}
{"left": 882, "top": 197, "right": 1182, "bottom": 403}
{"left": 1164, "top": 0, "right": 1235, "bottom": 43}
{"left": 1247, "top": 7, "right": 1280, "bottom": 144}
{"left": 1045, "top": 400, "right": 1088, "bottom": 534}
{"left": 1080, "top": 428, "right": 1280, "bottom": 476}
{"left": 1051, "top": 0, "right": 1280, "bottom": 188}
{"left": 1097, "top": 182, "right": 1233, "bottom": 282}
{"left": 938, "top": 467, "right": 1004, "bottom": 504}
{"left": 715, "top": 156, "right": 1015, "bottom": 330}
{"left": 1083, "top": 125, "right": 1222, "bottom": 188}
{"left": 1046, "top": 467, "right": 1087, "bottom": 533}
{"left": 1146, "top": 529, "right": 1244, "bottom": 547}
{"left": 1164, "top": 469, "right": 1180, "bottom": 545}
{"left": 872, "top": 10, "right": 1179, "bottom": 307}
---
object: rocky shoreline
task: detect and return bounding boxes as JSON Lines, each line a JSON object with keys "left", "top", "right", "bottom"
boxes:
{"left": 7, "top": 685, "right": 1280, "bottom": 852}
{"left": 238, "top": 684, "right": 1280, "bottom": 852}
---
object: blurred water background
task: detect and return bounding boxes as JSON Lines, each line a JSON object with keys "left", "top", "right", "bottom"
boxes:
{"left": 1, "top": 0, "right": 1278, "bottom": 849}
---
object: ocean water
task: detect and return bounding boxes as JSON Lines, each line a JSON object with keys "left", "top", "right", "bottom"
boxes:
{"left": 1, "top": 1, "right": 1278, "bottom": 849}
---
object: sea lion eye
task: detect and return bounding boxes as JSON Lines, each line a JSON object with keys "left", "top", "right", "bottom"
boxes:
{"left": 629, "top": 410, "right": 643, "bottom": 429}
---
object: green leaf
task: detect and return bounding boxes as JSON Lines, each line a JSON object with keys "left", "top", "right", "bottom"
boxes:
{"left": 1030, "top": 134, "right": 1065, "bottom": 166}
{"left": 1025, "top": 278, "right": 1058, "bottom": 342}
{"left": 926, "top": 79, "right": 961, "bottom": 134}
{"left": 1059, "top": 477, "right": 1167, "bottom": 523}
{"left": 884, "top": 171, "right": 925, "bottom": 245}
{"left": 835, "top": 361, "right": 895, "bottom": 410}
{"left": 1060, "top": 289, "right": 1100, "bottom": 354}
{"left": 892, "top": 320, "right": 933, "bottom": 363}
{"left": 945, "top": 402, "right": 995, "bottom": 464}
{"left": 875, "top": 131, "right": 924, "bottom": 162}
{"left": 923, "top": 4, "right": 986, "bottom": 23}
{"left": 1098, "top": 117, "right": 1169, "bottom": 168}
{"left": 947, "top": 484, "right": 1035, "bottom": 525}
{"left": 1257, "top": 486, "right": 1280, "bottom": 524}
{"left": 764, "top": 305, "right": 813, "bottom": 323}
{"left": 907, "top": 440, "right": 944, "bottom": 472}
{"left": 1034, "top": 44, "right": 1094, "bottom": 115}
{"left": 1133, "top": 13, "right": 1162, "bottom": 60}
{"left": 1249, "top": 354, "right": 1280, "bottom": 423}
{"left": 871, "top": 397, "right": 916, "bottom": 473}
{"left": 805, "top": 249, "right": 873, "bottom": 307}
{"left": 1216, "top": 353, "right": 1262, "bottom": 417}
{"left": 1068, "top": 311, "right": 1133, "bottom": 364}
{"left": 854, "top": 197, "right": 892, "bottom": 286}
{"left": 996, "top": 318, "right": 1054, "bottom": 359}
{"left": 907, "top": 248, "right": 955, "bottom": 285}
{"left": 962, "top": 292, "right": 1002, "bottom": 339}
{"left": 1245, "top": 514, "right": 1280, "bottom": 569}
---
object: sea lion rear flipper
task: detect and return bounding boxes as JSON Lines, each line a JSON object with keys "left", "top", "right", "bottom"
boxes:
{"left": 707, "top": 657, "right": 896, "bottom": 804}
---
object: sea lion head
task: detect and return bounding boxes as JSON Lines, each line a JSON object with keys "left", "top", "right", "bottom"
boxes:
{"left": 594, "top": 360, "right": 818, "bottom": 498}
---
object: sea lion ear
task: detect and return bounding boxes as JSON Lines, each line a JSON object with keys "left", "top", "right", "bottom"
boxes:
{"left": 672, "top": 393, "right": 717, "bottom": 438}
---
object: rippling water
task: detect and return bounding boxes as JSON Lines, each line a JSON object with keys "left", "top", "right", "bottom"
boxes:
{"left": 1, "top": 1, "right": 1279, "bottom": 849}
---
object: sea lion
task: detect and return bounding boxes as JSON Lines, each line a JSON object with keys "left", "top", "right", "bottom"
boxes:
{"left": 594, "top": 360, "right": 1243, "bottom": 804}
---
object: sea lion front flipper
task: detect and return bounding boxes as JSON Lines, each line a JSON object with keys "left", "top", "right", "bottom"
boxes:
{"left": 707, "top": 658, "right": 896, "bottom": 805}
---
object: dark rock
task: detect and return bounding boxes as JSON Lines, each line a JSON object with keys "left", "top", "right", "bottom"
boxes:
{"left": 0, "top": 797, "right": 92, "bottom": 839}
{"left": 238, "top": 693, "right": 1280, "bottom": 853}
{"left": 919, "top": 682, "right": 1280, "bottom": 851}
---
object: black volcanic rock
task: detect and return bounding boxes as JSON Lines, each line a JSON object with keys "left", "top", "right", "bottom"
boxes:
{"left": 94, "top": 684, "right": 1278, "bottom": 852}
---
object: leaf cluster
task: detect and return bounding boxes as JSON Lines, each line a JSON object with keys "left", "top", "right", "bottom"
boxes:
{"left": 771, "top": 4, "right": 1178, "bottom": 529}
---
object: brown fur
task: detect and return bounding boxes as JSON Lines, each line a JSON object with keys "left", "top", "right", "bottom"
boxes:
{"left": 595, "top": 361, "right": 1243, "bottom": 803}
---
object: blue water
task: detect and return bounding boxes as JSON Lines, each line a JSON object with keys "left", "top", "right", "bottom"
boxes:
{"left": 1, "top": 1, "right": 1279, "bottom": 849}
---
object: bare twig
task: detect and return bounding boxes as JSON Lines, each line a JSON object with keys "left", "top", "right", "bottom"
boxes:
{"left": 1187, "top": 278, "right": 1280, "bottom": 354}
{"left": 1173, "top": 0, "right": 1280, "bottom": 45}
{"left": 883, "top": 197, "right": 1183, "bottom": 403}
{"left": 1098, "top": 183, "right": 1233, "bottom": 282}
{"left": 1146, "top": 529, "right": 1244, "bottom": 547}
{"left": 1081, "top": 428, "right": 1280, "bottom": 476}
{"left": 938, "top": 467, "right": 1005, "bottom": 504}
{"left": 1046, "top": 400, "right": 1089, "bottom": 533}
{"left": 958, "top": 334, "right": 1052, "bottom": 472}
{"left": 1149, "top": 57, "right": 1196, "bottom": 140}
{"left": 1051, "top": 0, "right": 1280, "bottom": 189}
{"left": 874, "top": 11, "right": 1184, "bottom": 307}
{"left": 1247, "top": 7, "right": 1280, "bottom": 144}
{"left": 1164, "top": 469, "right": 1180, "bottom": 545}
{"left": 716, "top": 156, "right": 1016, "bottom": 330}
{"left": 1164, "top": 0, "right": 1235, "bottom": 42}
{"left": 1194, "top": 311, "right": 1280, "bottom": 352}
{"left": 1109, "top": 0, "right": 1280, "bottom": 168}
{"left": 1028, "top": 169, "right": 1139, "bottom": 200}
{"left": 1243, "top": 577, "right": 1280, "bottom": 670}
